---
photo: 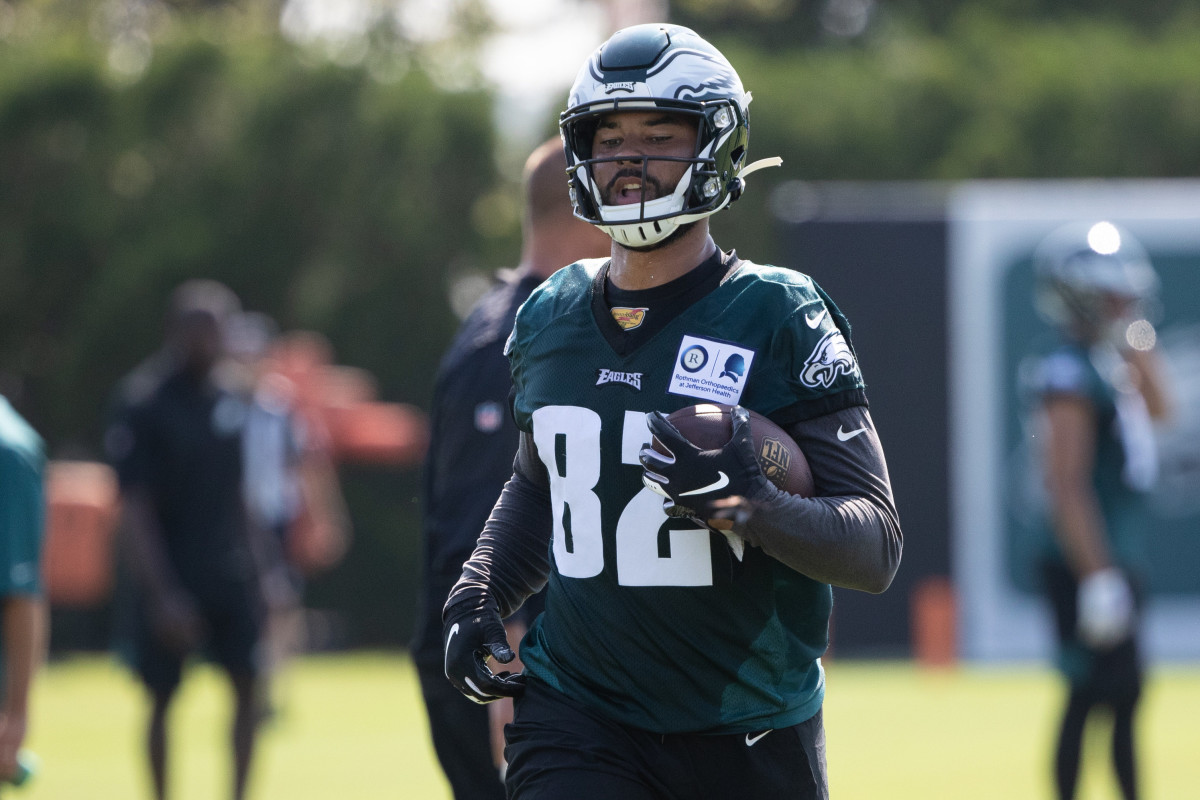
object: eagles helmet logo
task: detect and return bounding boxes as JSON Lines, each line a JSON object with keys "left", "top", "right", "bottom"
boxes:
{"left": 801, "top": 330, "right": 858, "bottom": 389}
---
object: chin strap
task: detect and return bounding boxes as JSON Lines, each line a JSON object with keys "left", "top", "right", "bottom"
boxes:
{"left": 725, "top": 156, "right": 782, "bottom": 205}
{"left": 741, "top": 156, "right": 783, "bottom": 180}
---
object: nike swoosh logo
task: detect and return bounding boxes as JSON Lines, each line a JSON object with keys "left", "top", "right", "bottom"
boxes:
{"left": 680, "top": 471, "right": 730, "bottom": 496}
{"left": 745, "top": 730, "right": 773, "bottom": 747}
{"left": 443, "top": 623, "right": 459, "bottom": 679}
{"left": 837, "top": 425, "right": 868, "bottom": 441}
{"left": 463, "top": 677, "right": 489, "bottom": 704}
{"left": 806, "top": 308, "right": 828, "bottom": 329}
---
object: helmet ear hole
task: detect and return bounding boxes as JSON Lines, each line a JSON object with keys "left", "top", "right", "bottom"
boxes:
{"left": 730, "top": 145, "right": 746, "bottom": 168}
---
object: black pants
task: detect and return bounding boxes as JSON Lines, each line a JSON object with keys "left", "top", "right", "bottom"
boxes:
{"left": 1041, "top": 559, "right": 1143, "bottom": 800}
{"left": 504, "top": 677, "right": 829, "bottom": 800}
{"left": 416, "top": 659, "right": 506, "bottom": 800}
{"left": 1041, "top": 559, "right": 1143, "bottom": 701}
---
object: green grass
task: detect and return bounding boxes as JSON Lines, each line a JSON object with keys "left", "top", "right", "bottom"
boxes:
{"left": 18, "top": 653, "right": 1200, "bottom": 799}
{"left": 822, "top": 661, "right": 1200, "bottom": 799}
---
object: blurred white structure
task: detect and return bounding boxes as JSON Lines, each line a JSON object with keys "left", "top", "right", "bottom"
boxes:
{"left": 949, "top": 180, "right": 1200, "bottom": 662}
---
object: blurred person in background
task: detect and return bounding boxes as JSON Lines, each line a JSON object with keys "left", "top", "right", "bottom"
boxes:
{"left": 106, "top": 280, "right": 267, "bottom": 800}
{"left": 228, "top": 311, "right": 309, "bottom": 716}
{"left": 0, "top": 395, "right": 46, "bottom": 789}
{"left": 442, "top": 24, "right": 902, "bottom": 799}
{"left": 227, "top": 312, "right": 352, "bottom": 718}
{"left": 411, "top": 137, "right": 609, "bottom": 799}
{"left": 1025, "top": 221, "right": 1172, "bottom": 800}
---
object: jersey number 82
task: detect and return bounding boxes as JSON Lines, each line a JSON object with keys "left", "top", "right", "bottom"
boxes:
{"left": 533, "top": 405, "right": 715, "bottom": 588}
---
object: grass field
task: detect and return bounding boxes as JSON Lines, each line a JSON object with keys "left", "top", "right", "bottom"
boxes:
{"left": 18, "top": 652, "right": 1200, "bottom": 799}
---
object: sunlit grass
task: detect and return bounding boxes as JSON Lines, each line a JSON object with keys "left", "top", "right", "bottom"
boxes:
{"left": 22, "top": 653, "right": 1200, "bottom": 800}
{"left": 823, "top": 660, "right": 1200, "bottom": 799}
{"left": 25, "top": 653, "right": 449, "bottom": 800}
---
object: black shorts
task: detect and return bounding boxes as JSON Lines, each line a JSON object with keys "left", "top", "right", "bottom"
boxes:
{"left": 504, "top": 677, "right": 829, "bottom": 800}
{"left": 132, "top": 580, "right": 265, "bottom": 694}
{"left": 1041, "top": 558, "right": 1143, "bottom": 703}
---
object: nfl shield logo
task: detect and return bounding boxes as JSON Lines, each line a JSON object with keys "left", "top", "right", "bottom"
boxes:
{"left": 758, "top": 437, "right": 791, "bottom": 484}
{"left": 474, "top": 401, "right": 503, "bottom": 433}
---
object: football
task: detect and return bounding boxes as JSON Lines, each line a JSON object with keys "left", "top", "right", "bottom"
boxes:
{"left": 658, "top": 403, "right": 814, "bottom": 497}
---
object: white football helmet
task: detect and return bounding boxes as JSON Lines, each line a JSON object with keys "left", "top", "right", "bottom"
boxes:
{"left": 560, "top": 24, "right": 780, "bottom": 249}
{"left": 1033, "top": 220, "right": 1159, "bottom": 340}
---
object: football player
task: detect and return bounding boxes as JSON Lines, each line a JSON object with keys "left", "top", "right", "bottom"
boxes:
{"left": 443, "top": 24, "right": 903, "bottom": 798}
{"left": 0, "top": 395, "right": 46, "bottom": 787}
{"left": 1025, "top": 221, "right": 1172, "bottom": 800}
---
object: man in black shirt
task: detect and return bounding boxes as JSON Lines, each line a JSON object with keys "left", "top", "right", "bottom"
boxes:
{"left": 107, "top": 280, "right": 265, "bottom": 800}
{"left": 412, "top": 139, "right": 608, "bottom": 798}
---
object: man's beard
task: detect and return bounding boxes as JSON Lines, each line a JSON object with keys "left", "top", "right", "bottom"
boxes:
{"left": 602, "top": 168, "right": 665, "bottom": 206}
{"left": 596, "top": 164, "right": 694, "bottom": 251}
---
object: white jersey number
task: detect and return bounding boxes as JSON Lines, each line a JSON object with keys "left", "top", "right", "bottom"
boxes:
{"left": 532, "top": 406, "right": 713, "bottom": 587}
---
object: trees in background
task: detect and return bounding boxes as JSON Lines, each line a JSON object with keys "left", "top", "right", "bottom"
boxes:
{"left": 1, "top": 1, "right": 516, "bottom": 645}
{"left": 702, "top": 10, "right": 1200, "bottom": 263}
{"left": 4, "top": 0, "right": 1200, "bottom": 645}
{"left": 0, "top": 4, "right": 514, "bottom": 453}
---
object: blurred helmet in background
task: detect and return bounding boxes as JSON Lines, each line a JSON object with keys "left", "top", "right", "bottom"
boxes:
{"left": 1033, "top": 220, "right": 1160, "bottom": 344}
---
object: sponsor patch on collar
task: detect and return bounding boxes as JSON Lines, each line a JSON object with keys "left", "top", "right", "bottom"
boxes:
{"left": 611, "top": 307, "right": 648, "bottom": 330}
{"left": 668, "top": 335, "right": 755, "bottom": 404}
{"left": 596, "top": 369, "right": 643, "bottom": 391}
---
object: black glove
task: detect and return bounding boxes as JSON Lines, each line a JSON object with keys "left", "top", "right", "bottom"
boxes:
{"left": 442, "top": 597, "right": 525, "bottom": 704}
{"left": 639, "top": 405, "right": 772, "bottom": 526}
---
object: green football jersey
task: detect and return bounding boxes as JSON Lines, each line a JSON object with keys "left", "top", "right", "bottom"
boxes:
{"left": 507, "top": 256, "right": 866, "bottom": 734}
{"left": 1030, "top": 341, "right": 1155, "bottom": 573}
{"left": 0, "top": 397, "right": 44, "bottom": 598}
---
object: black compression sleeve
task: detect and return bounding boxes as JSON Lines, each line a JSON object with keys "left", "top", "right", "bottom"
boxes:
{"left": 740, "top": 405, "right": 903, "bottom": 593}
{"left": 443, "top": 432, "right": 553, "bottom": 620}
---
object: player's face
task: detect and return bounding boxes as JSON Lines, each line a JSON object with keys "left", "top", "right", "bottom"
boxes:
{"left": 590, "top": 111, "right": 698, "bottom": 206}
